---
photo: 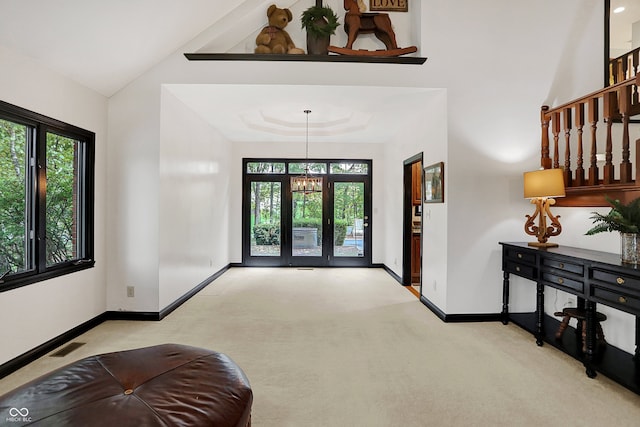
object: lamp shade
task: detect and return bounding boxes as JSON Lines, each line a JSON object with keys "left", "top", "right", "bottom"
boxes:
{"left": 523, "top": 168, "right": 566, "bottom": 199}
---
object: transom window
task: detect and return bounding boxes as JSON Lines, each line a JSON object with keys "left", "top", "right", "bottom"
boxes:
{"left": 0, "top": 100, "right": 95, "bottom": 291}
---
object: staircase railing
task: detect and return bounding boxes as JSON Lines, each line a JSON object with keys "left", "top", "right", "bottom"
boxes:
{"left": 540, "top": 74, "right": 640, "bottom": 206}
{"left": 609, "top": 46, "right": 640, "bottom": 86}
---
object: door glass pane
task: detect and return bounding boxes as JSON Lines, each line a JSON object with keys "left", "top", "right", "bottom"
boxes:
{"left": 250, "top": 181, "right": 281, "bottom": 256}
{"left": 46, "top": 132, "right": 79, "bottom": 266}
{"left": 0, "top": 119, "right": 30, "bottom": 274}
{"left": 334, "top": 182, "right": 365, "bottom": 257}
{"left": 247, "top": 162, "right": 285, "bottom": 173}
{"left": 292, "top": 191, "right": 322, "bottom": 257}
{"left": 289, "top": 162, "right": 326, "bottom": 174}
{"left": 330, "top": 162, "right": 368, "bottom": 174}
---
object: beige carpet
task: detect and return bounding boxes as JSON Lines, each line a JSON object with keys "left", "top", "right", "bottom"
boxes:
{"left": 2, "top": 267, "right": 640, "bottom": 426}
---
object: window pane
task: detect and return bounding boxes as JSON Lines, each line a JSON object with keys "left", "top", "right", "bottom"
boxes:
{"left": 46, "top": 132, "right": 79, "bottom": 266}
{"left": 247, "top": 162, "right": 285, "bottom": 174}
{"left": 289, "top": 162, "right": 326, "bottom": 174}
{"left": 0, "top": 119, "right": 30, "bottom": 274}
{"left": 250, "top": 181, "right": 281, "bottom": 256}
{"left": 330, "top": 162, "right": 368, "bottom": 174}
{"left": 334, "top": 182, "right": 365, "bottom": 257}
{"left": 292, "top": 190, "right": 323, "bottom": 257}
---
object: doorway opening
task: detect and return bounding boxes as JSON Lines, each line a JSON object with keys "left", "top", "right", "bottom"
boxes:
{"left": 242, "top": 158, "right": 372, "bottom": 267}
{"left": 402, "top": 153, "right": 423, "bottom": 297}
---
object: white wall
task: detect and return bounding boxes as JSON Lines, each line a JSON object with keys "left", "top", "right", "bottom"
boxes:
{"left": 420, "top": 0, "right": 607, "bottom": 314}
{"left": 158, "top": 87, "right": 233, "bottom": 309}
{"left": 418, "top": 0, "right": 635, "bottom": 353}
{"left": 2, "top": 0, "right": 631, "bottom": 367}
{"left": 0, "top": 46, "right": 108, "bottom": 364}
{"left": 378, "top": 89, "right": 448, "bottom": 309}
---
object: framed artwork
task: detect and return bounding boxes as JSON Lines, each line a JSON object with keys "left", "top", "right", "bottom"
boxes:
{"left": 370, "top": 0, "right": 408, "bottom": 12}
{"left": 423, "top": 162, "right": 444, "bottom": 203}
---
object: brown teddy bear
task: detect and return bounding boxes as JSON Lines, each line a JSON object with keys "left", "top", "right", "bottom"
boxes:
{"left": 255, "top": 4, "right": 305, "bottom": 54}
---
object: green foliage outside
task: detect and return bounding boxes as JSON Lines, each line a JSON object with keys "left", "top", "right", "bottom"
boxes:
{"left": 0, "top": 118, "right": 77, "bottom": 274}
{"left": 333, "top": 219, "right": 347, "bottom": 246}
{"left": 0, "top": 119, "right": 27, "bottom": 273}
{"left": 254, "top": 223, "right": 280, "bottom": 245}
{"left": 250, "top": 178, "right": 363, "bottom": 248}
{"left": 45, "top": 133, "right": 77, "bottom": 265}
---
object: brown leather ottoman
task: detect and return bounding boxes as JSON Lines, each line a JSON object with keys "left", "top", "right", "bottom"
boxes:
{"left": 0, "top": 343, "right": 252, "bottom": 426}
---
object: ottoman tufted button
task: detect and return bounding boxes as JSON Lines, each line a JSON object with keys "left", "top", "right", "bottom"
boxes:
{"left": 124, "top": 389, "right": 134, "bottom": 395}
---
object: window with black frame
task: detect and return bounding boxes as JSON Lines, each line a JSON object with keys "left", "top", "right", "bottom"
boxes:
{"left": 0, "top": 100, "right": 95, "bottom": 291}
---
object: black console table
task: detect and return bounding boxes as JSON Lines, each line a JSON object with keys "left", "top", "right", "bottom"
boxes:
{"left": 500, "top": 242, "right": 640, "bottom": 394}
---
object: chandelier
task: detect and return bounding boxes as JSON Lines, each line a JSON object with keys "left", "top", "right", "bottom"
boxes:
{"left": 291, "top": 109, "right": 322, "bottom": 193}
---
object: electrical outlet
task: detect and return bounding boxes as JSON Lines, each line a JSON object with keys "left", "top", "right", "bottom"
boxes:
{"left": 127, "top": 286, "right": 135, "bottom": 298}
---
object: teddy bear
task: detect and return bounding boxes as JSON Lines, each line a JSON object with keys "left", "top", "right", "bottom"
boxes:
{"left": 255, "top": 4, "right": 305, "bottom": 54}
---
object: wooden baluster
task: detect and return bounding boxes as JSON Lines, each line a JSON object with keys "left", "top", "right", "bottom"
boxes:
{"left": 611, "top": 60, "right": 618, "bottom": 85}
{"left": 563, "top": 108, "right": 572, "bottom": 187}
{"left": 622, "top": 56, "right": 629, "bottom": 80}
{"left": 574, "top": 103, "right": 585, "bottom": 186}
{"left": 616, "top": 58, "right": 624, "bottom": 82}
{"left": 552, "top": 111, "right": 560, "bottom": 169}
{"left": 540, "top": 106, "right": 551, "bottom": 169}
{"left": 620, "top": 85, "right": 632, "bottom": 183}
{"left": 588, "top": 98, "right": 599, "bottom": 185}
{"left": 603, "top": 92, "right": 616, "bottom": 184}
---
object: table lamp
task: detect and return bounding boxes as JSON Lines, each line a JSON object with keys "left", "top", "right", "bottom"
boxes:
{"left": 523, "top": 168, "right": 566, "bottom": 247}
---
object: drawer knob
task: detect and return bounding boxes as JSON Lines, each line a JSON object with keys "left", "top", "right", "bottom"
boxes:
{"left": 517, "top": 253, "right": 523, "bottom": 259}
{"left": 515, "top": 266, "right": 521, "bottom": 272}
{"left": 617, "top": 277, "right": 625, "bottom": 285}
{"left": 557, "top": 278, "right": 564, "bottom": 284}
{"left": 619, "top": 296, "right": 627, "bottom": 304}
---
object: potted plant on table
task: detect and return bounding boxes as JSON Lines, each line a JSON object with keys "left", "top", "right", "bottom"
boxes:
{"left": 586, "top": 196, "right": 640, "bottom": 264}
{"left": 301, "top": 1, "right": 340, "bottom": 55}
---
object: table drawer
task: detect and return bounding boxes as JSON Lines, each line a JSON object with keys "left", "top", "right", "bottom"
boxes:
{"left": 505, "top": 261, "right": 536, "bottom": 280}
{"left": 504, "top": 247, "right": 536, "bottom": 264}
{"left": 542, "top": 258, "right": 583, "bottom": 275}
{"left": 541, "top": 271, "right": 584, "bottom": 294}
{"left": 592, "top": 269, "right": 640, "bottom": 290}
{"left": 592, "top": 287, "right": 640, "bottom": 315}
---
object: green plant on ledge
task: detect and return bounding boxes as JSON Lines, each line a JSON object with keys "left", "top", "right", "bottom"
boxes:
{"left": 585, "top": 196, "right": 640, "bottom": 235}
{"left": 301, "top": 4, "right": 340, "bottom": 38}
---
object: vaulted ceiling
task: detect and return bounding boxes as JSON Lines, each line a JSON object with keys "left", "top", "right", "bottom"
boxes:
{"left": 0, "top": 1, "right": 433, "bottom": 144}
{"left": 0, "top": 0, "right": 242, "bottom": 97}
{"left": 3, "top": 2, "right": 629, "bottom": 144}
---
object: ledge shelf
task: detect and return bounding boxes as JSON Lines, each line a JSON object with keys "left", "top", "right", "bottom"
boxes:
{"left": 184, "top": 53, "right": 427, "bottom": 65}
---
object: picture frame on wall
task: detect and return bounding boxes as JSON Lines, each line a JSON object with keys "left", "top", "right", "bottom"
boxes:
{"left": 370, "top": 0, "right": 408, "bottom": 12}
{"left": 423, "top": 162, "right": 444, "bottom": 203}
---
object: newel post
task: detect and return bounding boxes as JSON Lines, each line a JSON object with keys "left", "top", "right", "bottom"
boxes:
{"left": 540, "top": 106, "right": 552, "bottom": 169}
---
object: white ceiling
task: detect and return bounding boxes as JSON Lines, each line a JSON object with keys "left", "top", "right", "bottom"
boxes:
{"left": 165, "top": 84, "right": 436, "bottom": 144}
{"left": 0, "top": 0, "right": 236, "bottom": 97}
{"left": 0, "top": 0, "right": 422, "bottom": 143}
{"left": 0, "top": 2, "right": 634, "bottom": 143}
